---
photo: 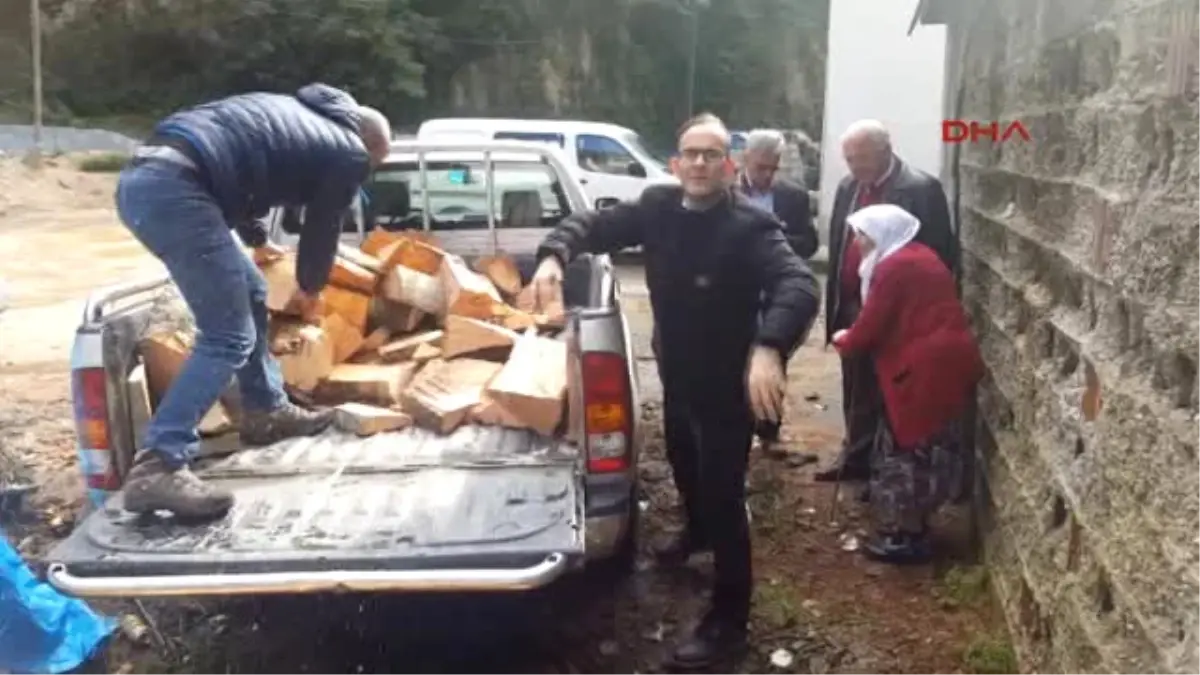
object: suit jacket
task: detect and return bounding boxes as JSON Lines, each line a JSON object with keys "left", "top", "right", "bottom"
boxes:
{"left": 836, "top": 242, "right": 982, "bottom": 447}
{"left": 769, "top": 179, "right": 818, "bottom": 259}
{"left": 824, "top": 156, "right": 956, "bottom": 343}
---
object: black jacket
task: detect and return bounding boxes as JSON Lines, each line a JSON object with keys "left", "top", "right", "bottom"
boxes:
{"left": 824, "top": 156, "right": 956, "bottom": 343}
{"left": 155, "top": 83, "right": 371, "bottom": 293}
{"left": 744, "top": 178, "right": 817, "bottom": 259}
{"left": 538, "top": 185, "right": 819, "bottom": 405}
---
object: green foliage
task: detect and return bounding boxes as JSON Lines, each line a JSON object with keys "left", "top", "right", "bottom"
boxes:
{"left": 76, "top": 152, "right": 131, "bottom": 173}
{"left": 963, "top": 635, "right": 1019, "bottom": 674}
{"left": 14, "top": 0, "right": 828, "bottom": 139}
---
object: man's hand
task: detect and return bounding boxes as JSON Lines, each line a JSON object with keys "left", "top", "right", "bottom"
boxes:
{"left": 284, "top": 289, "right": 322, "bottom": 324}
{"left": 747, "top": 346, "right": 786, "bottom": 424}
{"left": 253, "top": 242, "right": 287, "bottom": 266}
{"left": 529, "top": 256, "right": 565, "bottom": 314}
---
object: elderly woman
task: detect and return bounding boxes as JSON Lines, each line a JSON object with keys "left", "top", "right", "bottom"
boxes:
{"left": 832, "top": 204, "right": 983, "bottom": 563}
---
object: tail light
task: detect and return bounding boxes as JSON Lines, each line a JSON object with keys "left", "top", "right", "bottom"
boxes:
{"left": 71, "top": 367, "right": 119, "bottom": 491}
{"left": 581, "top": 351, "right": 631, "bottom": 473}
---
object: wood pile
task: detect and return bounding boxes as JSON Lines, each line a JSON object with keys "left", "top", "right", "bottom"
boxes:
{"left": 259, "top": 230, "right": 568, "bottom": 438}
{"left": 135, "top": 231, "right": 570, "bottom": 441}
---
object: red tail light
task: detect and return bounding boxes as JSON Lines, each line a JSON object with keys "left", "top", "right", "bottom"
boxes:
{"left": 581, "top": 351, "right": 631, "bottom": 473}
{"left": 71, "top": 367, "right": 119, "bottom": 490}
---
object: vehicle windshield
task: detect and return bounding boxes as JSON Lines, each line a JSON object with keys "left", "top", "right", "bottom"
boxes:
{"left": 622, "top": 132, "right": 672, "bottom": 170}
{"left": 363, "top": 159, "right": 572, "bottom": 231}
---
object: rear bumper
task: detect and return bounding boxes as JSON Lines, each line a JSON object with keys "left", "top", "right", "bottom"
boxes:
{"left": 585, "top": 512, "right": 629, "bottom": 560}
{"left": 45, "top": 553, "right": 569, "bottom": 598}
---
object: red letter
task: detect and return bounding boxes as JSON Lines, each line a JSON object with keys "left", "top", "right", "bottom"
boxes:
{"left": 1001, "top": 121, "right": 1032, "bottom": 142}
{"left": 942, "top": 120, "right": 968, "bottom": 143}
{"left": 970, "top": 121, "right": 998, "bottom": 143}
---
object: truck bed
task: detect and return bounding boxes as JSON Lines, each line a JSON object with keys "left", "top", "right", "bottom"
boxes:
{"left": 49, "top": 425, "right": 585, "bottom": 595}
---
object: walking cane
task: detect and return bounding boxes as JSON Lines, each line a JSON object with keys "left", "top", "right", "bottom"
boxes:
{"left": 827, "top": 356, "right": 858, "bottom": 526}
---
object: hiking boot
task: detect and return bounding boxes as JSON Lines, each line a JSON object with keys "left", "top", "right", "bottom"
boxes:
{"left": 239, "top": 402, "right": 336, "bottom": 446}
{"left": 667, "top": 612, "right": 748, "bottom": 670}
{"left": 123, "top": 453, "right": 233, "bottom": 521}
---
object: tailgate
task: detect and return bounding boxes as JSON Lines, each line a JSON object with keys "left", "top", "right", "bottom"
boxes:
{"left": 47, "top": 425, "right": 584, "bottom": 598}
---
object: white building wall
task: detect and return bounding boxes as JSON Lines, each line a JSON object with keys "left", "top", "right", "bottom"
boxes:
{"left": 817, "top": 0, "right": 948, "bottom": 247}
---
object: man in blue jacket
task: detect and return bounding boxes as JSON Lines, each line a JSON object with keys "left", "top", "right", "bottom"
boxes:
{"left": 114, "top": 83, "right": 392, "bottom": 521}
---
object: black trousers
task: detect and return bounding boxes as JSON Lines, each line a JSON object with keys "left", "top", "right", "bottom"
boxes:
{"left": 653, "top": 331, "right": 754, "bottom": 623}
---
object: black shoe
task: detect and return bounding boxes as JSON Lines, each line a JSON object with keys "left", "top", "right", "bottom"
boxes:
{"left": 863, "top": 532, "right": 931, "bottom": 565}
{"left": 654, "top": 532, "right": 709, "bottom": 567}
{"left": 667, "top": 613, "right": 748, "bottom": 670}
{"left": 813, "top": 462, "right": 870, "bottom": 482}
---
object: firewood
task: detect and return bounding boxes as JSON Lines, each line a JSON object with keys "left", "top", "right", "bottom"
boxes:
{"left": 334, "top": 403, "right": 413, "bottom": 436}
{"left": 379, "top": 330, "right": 443, "bottom": 363}
{"left": 484, "top": 332, "right": 569, "bottom": 436}
{"left": 315, "top": 363, "right": 419, "bottom": 407}
{"left": 271, "top": 321, "right": 335, "bottom": 392}
{"left": 400, "top": 358, "right": 503, "bottom": 434}
{"left": 321, "top": 312, "right": 364, "bottom": 364}
{"left": 441, "top": 316, "right": 519, "bottom": 360}
{"left": 473, "top": 254, "right": 523, "bottom": 298}
{"left": 441, "top": 257, "right": 503, "bottom": 320}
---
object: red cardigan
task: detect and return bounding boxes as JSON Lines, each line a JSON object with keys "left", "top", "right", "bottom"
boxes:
{"left": 835, "top": 242, "right": 984, "bottom": 448}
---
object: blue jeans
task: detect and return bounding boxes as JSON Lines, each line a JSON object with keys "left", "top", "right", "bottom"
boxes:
{"left": 116, "top": 161, "right": 287, "bottom": 468}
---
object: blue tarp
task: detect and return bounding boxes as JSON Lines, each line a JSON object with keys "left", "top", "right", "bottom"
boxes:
{"left": 0, "top": 533, "right": 115, "bottom": 674}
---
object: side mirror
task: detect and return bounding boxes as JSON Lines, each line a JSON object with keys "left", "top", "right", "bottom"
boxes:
{"left": 595, "top": 197, "right": 621, "bottom": 210}
{"left": 626, "top": 161, "right": 647, "bottom": 179}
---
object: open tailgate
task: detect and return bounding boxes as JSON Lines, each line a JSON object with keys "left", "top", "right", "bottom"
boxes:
{"left": 47, "top": 425, "right": 584, "bottom": 598}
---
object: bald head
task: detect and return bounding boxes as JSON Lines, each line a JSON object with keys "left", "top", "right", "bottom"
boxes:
{"left": 357, "top": 106, "right": 391, "bottom": 166}
{"left": 840, "top": 119, "right": 893, "bottom": 183}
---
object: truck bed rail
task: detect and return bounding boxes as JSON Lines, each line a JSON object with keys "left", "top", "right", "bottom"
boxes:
{"left": 46, "top": 553, "right": 567, "bottom": 598}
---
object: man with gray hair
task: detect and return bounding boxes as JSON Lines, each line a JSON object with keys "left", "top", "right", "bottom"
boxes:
{"left": 739, "top": 129, "right": 817, "bottom": 258}
{"left": 114, "top": 84, "right": 392, "bottom": 520}
{"left": 737, "top": 129, "right": 817, "bottom": 450}
{"left": 816, "top": 119, "right": 956, "bottom": 487}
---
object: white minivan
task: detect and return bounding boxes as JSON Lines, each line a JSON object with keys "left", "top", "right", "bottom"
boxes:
{"left": 416, "top": 118, "right": 677, "bottom": 207}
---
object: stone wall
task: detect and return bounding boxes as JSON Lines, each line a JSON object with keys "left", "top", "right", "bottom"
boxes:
{"left": 947, "top": 0, "right": 1199, "bottom": 671}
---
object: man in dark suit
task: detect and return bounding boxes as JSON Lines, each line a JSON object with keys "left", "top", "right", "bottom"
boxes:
{"left": 738, "top": 129, "right": 818, "bottom": 259}
{"left": 817, "top": 119, "right": 957, "bottom": 485}
{"left": 737, "top": 130, "right": 818, "bottom": 450}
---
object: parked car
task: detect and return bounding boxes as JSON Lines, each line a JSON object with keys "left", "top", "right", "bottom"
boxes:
{"left": 46, "top": 139, "right": 643, "bottom": 600}
{"left": 417, "top": 118, "right": 677, "bottom": 208}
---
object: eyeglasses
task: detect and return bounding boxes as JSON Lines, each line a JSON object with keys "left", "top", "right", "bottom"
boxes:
{"left": 679, "top": 148, "right": 727, "bottom": 164}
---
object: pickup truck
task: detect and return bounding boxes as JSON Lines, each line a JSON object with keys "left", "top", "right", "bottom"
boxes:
{"left": 46, "top": 140, "right": 643, "bottom": 598}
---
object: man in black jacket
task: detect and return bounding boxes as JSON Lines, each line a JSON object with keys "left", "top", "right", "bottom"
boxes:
{"left": 114, "top": 84, "right": 392, "bottom": 520}
{"left": 736, "top": 129, "right": 819, "bottom": 450}
{"left": 530, "top": 113, "right": 819, "bottom": 668}
{"left": 817, "top": 119, "right": 956, "bottom": 485}
{"left": 738, "top": 129, "right": 818, "bottom": 259}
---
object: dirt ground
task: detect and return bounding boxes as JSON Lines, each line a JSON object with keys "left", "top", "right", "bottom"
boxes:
{"left": 0, "top": 157, "right": 1010, "bottom": 674}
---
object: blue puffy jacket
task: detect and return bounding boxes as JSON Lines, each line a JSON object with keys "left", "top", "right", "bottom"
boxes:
{"left": 156, "top": 83, "right": 371, "bottom": 293}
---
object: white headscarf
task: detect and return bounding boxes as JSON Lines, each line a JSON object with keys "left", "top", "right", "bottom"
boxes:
{"left": 847, "top": 204, "right": 922, "bottom": 301}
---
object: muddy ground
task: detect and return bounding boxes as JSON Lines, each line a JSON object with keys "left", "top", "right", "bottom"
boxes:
{"left": 0, "top": 156, "right": 1011, "bottom": 674}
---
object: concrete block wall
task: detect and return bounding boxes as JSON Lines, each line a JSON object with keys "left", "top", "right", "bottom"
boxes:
{"left": 950, "top": 0, "right": 1199, "bottom": 671}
